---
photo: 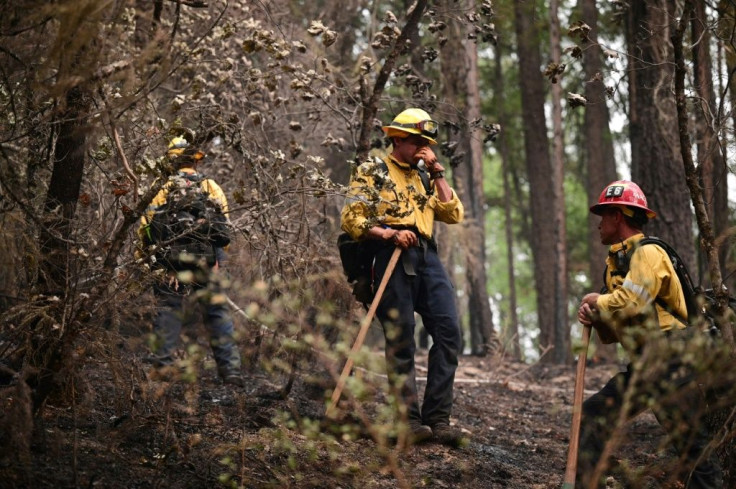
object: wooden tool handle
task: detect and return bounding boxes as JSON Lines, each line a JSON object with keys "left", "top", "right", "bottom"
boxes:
{"left": 563, "top": 324, "right": 592, "bottom": 487}
{"left": 326, "top": 247, "right": 402, "bottom": 418}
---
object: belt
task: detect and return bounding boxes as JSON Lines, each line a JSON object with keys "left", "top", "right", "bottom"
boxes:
{"left": 387, "top": 226, "right": 437, "bottom": 251}
{"left": 383, "top": 226, "right": 437, "bottom": 276}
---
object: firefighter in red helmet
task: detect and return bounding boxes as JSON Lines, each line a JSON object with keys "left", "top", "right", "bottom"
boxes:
{"left": 576, "top": 180, "right": 722, "bottom": 488}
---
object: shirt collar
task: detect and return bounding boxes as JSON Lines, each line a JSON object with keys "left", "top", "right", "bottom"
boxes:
{"left": 609, "top": 233, "right": 645, "bottom": 253}
{"left": 388, "top": 155, "right": 415, "bottom": 171}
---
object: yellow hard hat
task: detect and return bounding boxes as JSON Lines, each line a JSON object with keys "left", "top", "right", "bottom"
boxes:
{"left": 167, "top": 137, "right": 190, "bottom": 156}
{"left": 382, "top": 108, "right": 438, "bottom": 145}
{"left": 167, "top": 137, "right": 204, "bottom": 162}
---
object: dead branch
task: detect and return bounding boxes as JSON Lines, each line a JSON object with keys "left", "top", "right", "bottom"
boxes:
{"left": 354, "top": 1, "right": 429, "bottom": 163}
{"left": 672, "top": 0, "right": 734, "bottom": 345}
{"left": 165, "top": 0, "right": 208, "bottom": 7}
{"left": 111, "top": 126, "right": 138, "bottom": 201}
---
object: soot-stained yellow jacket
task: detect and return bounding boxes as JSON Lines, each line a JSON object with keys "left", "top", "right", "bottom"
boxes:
{"left": 340, "top": 155, "right": 464, "bottom": 240}
{"left": 137, "top": 168, "right": 229, "bottom": 249}
{"left": 597, "top": 233, "right": 687, "bottom": 354}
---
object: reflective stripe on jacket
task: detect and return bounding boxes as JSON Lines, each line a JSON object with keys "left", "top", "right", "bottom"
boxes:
{"left": 596, "top": 233, "right": 687, "bottom": 353}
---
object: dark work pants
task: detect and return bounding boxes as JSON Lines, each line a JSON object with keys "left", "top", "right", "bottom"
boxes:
{"left": 577, "top": 361, "right": 722, "bottom": 488}
{"left": 152, "top": 280, "right": 241, "bottom": 375}
{"left": 373, "top": 245, "right": 462, "bottom": 427}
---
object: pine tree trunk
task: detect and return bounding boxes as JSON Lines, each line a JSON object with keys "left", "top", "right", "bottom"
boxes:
{"left": 626, "top": 0, "right": 695, "bottom": 268}
{"left": 692, "top": 1, "right": 730, "bottom": 290}
{"left": 581, "top": 0, "right": 619, "bottom": 363}
{"left": 33, "top": 86, "right": 91, "bottom": 411}
{"left": 549, "top": 0, "right": 571, "bottom": 363}
{"left": 494, "top": 44, "right": 521, "bottom": 360}
{"left": 514, "top": 0, "right": 562, "bottom": 363}
{"left": 439, "top": 0, "right": 496, "bottom": 355}
{"left": 673, "top": 5, "right": 736, "bottom": 485}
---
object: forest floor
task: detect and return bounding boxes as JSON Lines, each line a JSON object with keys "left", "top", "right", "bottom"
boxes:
{"left": 2, "top": 323, "right": 696, "bottom": 489}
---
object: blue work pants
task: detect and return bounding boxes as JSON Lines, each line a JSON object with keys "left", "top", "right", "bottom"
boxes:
{"left": 151, "top": 281, "right": 241, "bottom": 374}
{"left": 373, "top": 244, "right": 462, "bottom": 427}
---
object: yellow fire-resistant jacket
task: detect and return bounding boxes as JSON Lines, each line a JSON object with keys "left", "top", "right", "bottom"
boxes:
{"left": 137, "top": 168, "right": 229, "bottom": 251}
{"left": 340, "top": 155, "right": 464, "bottom": 240}
{"left": 596, "top": 233, "right": 687, "bottom": 354}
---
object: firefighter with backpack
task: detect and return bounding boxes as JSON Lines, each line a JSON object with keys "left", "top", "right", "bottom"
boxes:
{"left": 576, "top": 180, "right": 721, "bottom": 488}
{"left": 138, "top": 136, "right": 244, "bottom": 387}
{"left": 340, "top": 108, "right": 466, "bottom": 446}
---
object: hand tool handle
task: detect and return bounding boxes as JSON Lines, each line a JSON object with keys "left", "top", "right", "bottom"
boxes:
{"left": 563, "top": 324, "right": 592, "bottom": 488}
{"left": 326, "top": 246, "right": 402, "bottom": 418}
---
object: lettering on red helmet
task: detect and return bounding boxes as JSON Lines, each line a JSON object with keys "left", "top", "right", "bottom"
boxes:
{"left": 605, "top": 185, "right": 624, "bottom": 198}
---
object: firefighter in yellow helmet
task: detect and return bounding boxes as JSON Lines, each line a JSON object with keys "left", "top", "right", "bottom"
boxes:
{"left": 381, "top": 108, "right": 439, "bottom": 145}
{"left": 576, "top": 180, "right": 722, "bottom": 488}
{"left": 166, "top": 136, "right": 205, "bottom": 163}
{"left": 341, "top": 108, "right": 466, "bottom": 446}
{"left": 138, "top": 136, "right": 243, "bottom": 387}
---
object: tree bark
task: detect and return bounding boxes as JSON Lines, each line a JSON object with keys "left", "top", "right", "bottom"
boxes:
{"left": 38, "top": 87, "right": 89, "bottom": 294}
{"left": 31, "top": 84, "right": 91, "bottom": 412}
{"left": 626, "top": 0, "right": 695, "bottom": 269}
{"left": 494, "top": 43, "right": 521, "bottom": 360}
{"left": 581, "top": 0, "right": 618, "bottom": 363}
{"left": 439, "top": 0, "right": 496, "bottom": 355}
{"left": 673, "top": 5, "right": 736, "bottom": 485}
{"left": 691, "top": 0, "right": 730, "bottom": 290}
{"left": 549, "top": 0, "right": 571, "bottom": 363}
{"left": 717, "top": 0, "right": 736, "bottom": 296}
{"left": 514, "top": 0, "right": 563, "bottom": 363}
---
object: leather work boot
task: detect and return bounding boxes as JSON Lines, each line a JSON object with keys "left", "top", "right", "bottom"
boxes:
{"left": 408, "top": 420, "right": 433, "bottom": 444}
{"left": 219, "top": 368, "right": 245, "bottom": 387}
{"left": 431, "top": 423, "right": 468, "bottom": 448}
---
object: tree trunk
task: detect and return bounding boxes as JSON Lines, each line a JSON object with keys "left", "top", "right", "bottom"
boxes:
{"left": 28, "top": 2, "right": 104, "bottom": 412}
{"left": 32, "top": 85, "right": 91, "bottom": 412}
{"left": 626, "top": 0, "right": 695, "bottom": 268}
{"left": 549, "top": 0, "right": 571, "bottom": 363}
{"left": 38, "top": 87, "right": 89, "bottom": 294}
{"left": 717, "top": 0, "right": 736, "bottom": 295}
{"left": 494, "top": 44, "right": 521, "bottom": 360}
{"left": 581, "top": 0, "right": 618, "bottom": 363}
{"left": 672, "top": 6, "right": 736, "bottom": 486}
{"left": 514, "top": 0, "right": 562, "bottom": 363}
{"left": 439, "top": 0, "right": 496, "bottom": 355}
{"left": 691, "top": 1, "right": 730, "bottom": 290}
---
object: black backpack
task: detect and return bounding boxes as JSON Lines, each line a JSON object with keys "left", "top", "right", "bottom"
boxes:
{"left": 606, "top": 236, "right": 729, "bottom": 335}
{"left": 145, "top": 173, "right": 231, "bottom": 271}
{"left": 338, "top": 159, "right": 432, "bottom": 304}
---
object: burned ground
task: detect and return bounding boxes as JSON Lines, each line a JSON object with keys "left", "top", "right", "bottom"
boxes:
{"left": 2, "top": 319, "right": 705, "bottom": 489}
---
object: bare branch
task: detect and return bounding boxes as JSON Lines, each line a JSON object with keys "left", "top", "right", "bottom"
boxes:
{"left": 672, "top": 0, "right": 734, "bottom": 345}
{"left": 355, "top": 1, "right": 429, "bottom": 163}
{"left": 111, "top": 126, "right": 138, "bottom": 201}
{"left": 165, "top": 0, "right": 208, "bottom": 7}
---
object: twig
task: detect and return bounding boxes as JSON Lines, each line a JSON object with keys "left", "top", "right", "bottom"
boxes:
{"left": 165, "top": 0, "right": 208, "bottom": 7}
{"left": 111, "top": 126, "right": 138, "bottom": 201}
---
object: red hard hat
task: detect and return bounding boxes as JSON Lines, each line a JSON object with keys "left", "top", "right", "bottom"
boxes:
{"left": 590, "top": 180, "right": 656, "bottom": 219}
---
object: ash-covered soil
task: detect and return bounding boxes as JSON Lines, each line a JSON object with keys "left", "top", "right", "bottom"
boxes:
{"left": 2, "top": 327, "right": 684, "bottom": 489}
